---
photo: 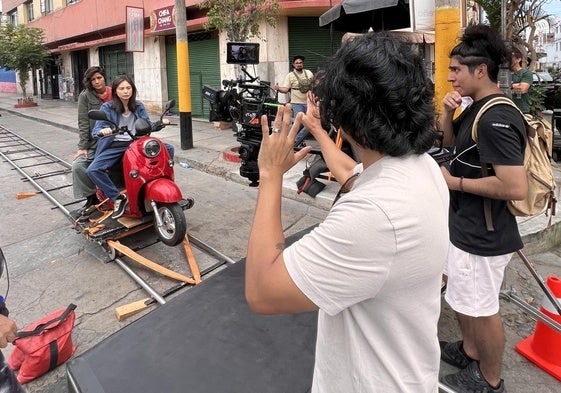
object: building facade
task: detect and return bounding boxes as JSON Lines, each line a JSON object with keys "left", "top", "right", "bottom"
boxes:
{"left": 1, "top": 0, "right": 352, "bottom": 117}
{"left": 1, "top": 0, "right": 434, "bottom": 118}
{"left": 543, "top": 18, "right": 561, "bottom": 74}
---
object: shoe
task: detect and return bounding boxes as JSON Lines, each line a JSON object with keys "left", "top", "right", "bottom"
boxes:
{"left": 441, "top": 361, "right": 505, "bottom": 393}
{"left": 80, "top": 194, "right": 99, "bottom": 216}
{"left": 111, "top": 195, "right": 128, "bottom": 219}
{"left": 440, "top": 340, "right": 475, "bottom": 369}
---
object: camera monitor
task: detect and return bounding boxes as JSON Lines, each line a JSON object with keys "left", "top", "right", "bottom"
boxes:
{"left": 226, "top": 42, "right": 260, "bottom": 65}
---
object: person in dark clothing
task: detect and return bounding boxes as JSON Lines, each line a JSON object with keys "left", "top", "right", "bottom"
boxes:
{"left": 438, "top": 24, "right": 528, "bottom": 393}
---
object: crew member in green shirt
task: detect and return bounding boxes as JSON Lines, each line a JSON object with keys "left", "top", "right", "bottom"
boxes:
{"left": 510, "top": 48, "right": 533, "bottom": 114}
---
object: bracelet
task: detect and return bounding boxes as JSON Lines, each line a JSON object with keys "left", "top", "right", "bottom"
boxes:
{"left": 459, "top": 176, "right": 464, "bottom": 193}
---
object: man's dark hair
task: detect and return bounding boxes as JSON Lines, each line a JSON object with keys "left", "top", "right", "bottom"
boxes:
{"left": 450, "top": 24, "right": 508, "bottom": 83}
{"left": 313, "top": 32, "right": 435, "bottom": 157}
{"left": 512, "top": 48, "right": 523, "bottom": 60}
{"left": 293, "top": 55, "right": 305, "bottom": 63}
{"left": 110, "top": 74, "right": 138, "bottom": 114}
{"left": 83, "top": 66, "right": 107, "bottom": 90}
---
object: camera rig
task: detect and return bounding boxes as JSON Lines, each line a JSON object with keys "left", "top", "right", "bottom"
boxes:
{"left": 203, "top": 63, "right": 278, "bottom": 186}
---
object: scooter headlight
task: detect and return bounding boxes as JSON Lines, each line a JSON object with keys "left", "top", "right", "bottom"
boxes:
{"left": 143, "top": 140, "right": 161, "bottom": 158}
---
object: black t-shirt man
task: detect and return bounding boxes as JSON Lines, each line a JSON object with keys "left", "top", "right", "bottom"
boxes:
{"left": 450, "top": 94, "right": 526, "bottom": 256}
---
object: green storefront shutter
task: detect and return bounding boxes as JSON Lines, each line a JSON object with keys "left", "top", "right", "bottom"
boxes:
{"left": 287, "top": 17, "right": 345, "bottom": 74}
{"left": 166, "top": 37, "right": 179, "bottom": 115}
{"left": 166, "top": 32, "right": 220, "bottom": 118}
{"left": 99, "top": 44, "right": 134, "bottom": 84}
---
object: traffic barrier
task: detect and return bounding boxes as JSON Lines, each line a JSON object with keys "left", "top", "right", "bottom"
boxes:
{"left": 516, "top": 275, "right": 561, "bottom": 381}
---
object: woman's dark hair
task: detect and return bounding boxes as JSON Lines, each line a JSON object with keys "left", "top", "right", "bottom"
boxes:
{"left": 313, "top": 32, "right": 435, "bottom": 157}
{"left": 449, "top": 24, "right": 508, "bottom": 82}
{"left": 110, "top": 75, "right": 137, "bottom": 114}
{"left": 82, "top": 66, "right": 107, "bottom": 90}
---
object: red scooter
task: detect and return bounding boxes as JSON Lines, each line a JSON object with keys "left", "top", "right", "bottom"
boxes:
{"left": 87, "top": 100, "right": 190, "bottom": 246}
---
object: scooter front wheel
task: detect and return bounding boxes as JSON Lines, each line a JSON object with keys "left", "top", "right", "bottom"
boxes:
{"left": 154, "top": 202, "right": 187, "bottom": 247}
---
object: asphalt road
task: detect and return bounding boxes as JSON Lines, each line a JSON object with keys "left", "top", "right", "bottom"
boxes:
{"left": 0, "top": 112, "right": 560, "bottom": 392}
{"left": 0, "top": 112, "right": 327, "bottom": 392}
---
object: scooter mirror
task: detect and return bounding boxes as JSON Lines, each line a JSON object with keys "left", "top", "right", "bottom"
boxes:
{"left": 135, "top": 118, "right": 152, "bottom": 136}
{"left": 88, "top": 110, "right": 108, "bottom": 121}
{"left": 165, "top": 100, "right": 176, "bottom": 112}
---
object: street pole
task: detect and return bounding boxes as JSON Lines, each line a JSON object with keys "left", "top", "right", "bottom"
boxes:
{"left": 434, "top": 0, "right": 461, "bottom": 118}
{"left": 175, "top": 0, "right": 193, "bottom": 149}
{"left": 498, "top": 0, "right": 512, "bottom": 97}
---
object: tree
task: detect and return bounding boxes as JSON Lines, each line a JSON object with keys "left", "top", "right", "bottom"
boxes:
{"left": 476, "top": 0, "right": 550, "bottom": 70}
{"left": 198, "top": 0, "right": 280, "bottom": 42}
{"left": 0, "top": 24, "right": 50, "bottom": 98}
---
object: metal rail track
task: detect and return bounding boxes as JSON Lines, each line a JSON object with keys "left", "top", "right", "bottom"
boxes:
{"left": 0, "top": 124, "right": 235, "bottom": 308}
{"left": 0, "top": 123, "right": 78, "bottom": 215}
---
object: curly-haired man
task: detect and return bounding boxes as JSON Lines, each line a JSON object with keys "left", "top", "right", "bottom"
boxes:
{"left": 245, "top": 33, "right": 450, "bottom": 393}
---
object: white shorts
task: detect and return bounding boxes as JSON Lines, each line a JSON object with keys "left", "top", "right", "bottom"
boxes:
{"left": 444, "top": 243, "right": 513, "bottom": 317}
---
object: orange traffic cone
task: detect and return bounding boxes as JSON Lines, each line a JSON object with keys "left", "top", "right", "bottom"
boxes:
{"left": 516, "top": 276, "right": 561, "bottom": 381}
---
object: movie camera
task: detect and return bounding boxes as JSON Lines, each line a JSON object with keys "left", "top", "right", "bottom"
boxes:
{"left": 202, "top": 42, "right": 278, "bottom": 186}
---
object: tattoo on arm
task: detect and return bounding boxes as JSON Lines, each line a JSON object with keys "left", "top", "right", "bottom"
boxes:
{"left": 275, "top": 242, "right": 286, "bottom": 251}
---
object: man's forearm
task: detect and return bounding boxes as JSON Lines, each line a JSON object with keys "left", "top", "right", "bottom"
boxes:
{"left": 246, "top": 173, "right": 285, "bottom": 302}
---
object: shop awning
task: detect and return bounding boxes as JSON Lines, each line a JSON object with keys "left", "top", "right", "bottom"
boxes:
{"left": 319, "top": 0, "right": 411, "bottom": 33}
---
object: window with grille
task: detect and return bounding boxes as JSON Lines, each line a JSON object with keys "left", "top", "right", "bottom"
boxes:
{"left": 40, "top": 0, "right": 53, "bottom": 14}
{"left": 8, "top": 11, "right": 18, "bottom": 25}
{"left": 26, "top": 2, "right": 34, "bottom": 22}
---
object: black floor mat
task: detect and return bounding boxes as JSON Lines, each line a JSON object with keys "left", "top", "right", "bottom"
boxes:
{"left": 66, "top": 229, "right": 317, "bottom": 393}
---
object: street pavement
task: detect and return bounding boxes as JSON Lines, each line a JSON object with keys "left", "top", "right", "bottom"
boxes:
{"left": 0, "top": 92, "right": 560, "bottom": 392}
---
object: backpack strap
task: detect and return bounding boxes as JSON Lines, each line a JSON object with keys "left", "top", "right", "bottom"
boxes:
{"left": 292, "top": 71, "right": 309, "bottom": 90}
{"left": 471, "top": 96, "right": 522, "bottom": 232}
{"left": 471, "top": 96, "right": 522, "bottom": 142}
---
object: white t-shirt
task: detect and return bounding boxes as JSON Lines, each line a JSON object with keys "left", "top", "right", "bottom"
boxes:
{"left": 284, "top": 154, "right": 449, "bottom": 393}
{"left": 115, "top": 111, "right": 135, "bottom": 142}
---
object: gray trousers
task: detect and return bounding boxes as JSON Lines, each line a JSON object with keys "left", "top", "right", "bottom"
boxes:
{"left": 0, "top": 350, "right": 26, "bottom": 392}
{"left": 72, "top": 148, "right": 97, "bottom": 199}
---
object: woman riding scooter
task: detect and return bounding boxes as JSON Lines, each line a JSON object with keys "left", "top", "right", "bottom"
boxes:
{"left": 87, "top": 75, "right": 174, "bottom": 219}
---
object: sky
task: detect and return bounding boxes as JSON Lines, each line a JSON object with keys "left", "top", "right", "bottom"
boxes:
{"left": 543, "top": 0, "right": 561, "bottom": 18}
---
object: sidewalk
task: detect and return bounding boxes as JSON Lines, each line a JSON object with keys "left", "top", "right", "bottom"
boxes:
{"left": 0, "top": 92, "right": 559, "bottom": 247}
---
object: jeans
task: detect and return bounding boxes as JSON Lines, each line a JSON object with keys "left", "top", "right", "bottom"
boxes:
{"left": 87, "top": 138, "right": 175, "bottom": 203}
{"left": 292, "top": 103, "right": 308, "bottom": 142}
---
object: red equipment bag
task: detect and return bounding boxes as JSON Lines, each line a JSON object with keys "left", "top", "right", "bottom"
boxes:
{"left": 8, "top": 304, "right": 77, "bottom": 383}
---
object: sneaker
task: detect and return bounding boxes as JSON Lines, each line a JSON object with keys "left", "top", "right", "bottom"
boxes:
{"left": 80, "top": 194, "right": 99, "bottom": 216}
{"left": 441, "top": 361, "right": 505, "bottom": 393}
{"left": 111, "top": 195, "right": 128, "bottom": 219}
{"left": 440, "top": 340, "right": 475, "bottom": 369}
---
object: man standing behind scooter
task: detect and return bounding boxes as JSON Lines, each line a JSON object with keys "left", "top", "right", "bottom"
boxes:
{"left": 273, "top": 55, "right": 313, "bottom": 144}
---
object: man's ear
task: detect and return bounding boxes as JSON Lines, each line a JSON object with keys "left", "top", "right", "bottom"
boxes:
{"left": 476, "top": 63, "right": 488, "bottom": 79}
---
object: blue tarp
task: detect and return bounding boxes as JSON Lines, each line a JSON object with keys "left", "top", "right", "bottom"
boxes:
{"left": 0, "top": 68, "right": 16, "bottom": 83}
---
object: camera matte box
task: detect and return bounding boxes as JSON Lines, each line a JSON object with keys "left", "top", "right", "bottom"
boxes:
{"left": 66, "top": 230, "right": 317, "bottom": 393}
{"left": 202, "top": 85, "right": 218, "bottom": 102}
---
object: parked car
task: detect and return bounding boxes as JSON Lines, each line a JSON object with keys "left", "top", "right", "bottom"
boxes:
{"left": 533, "top": 72, "right": 557, "bottom": 110}
{"left": 533, "top": 71, "right": 554, "bottom": 87}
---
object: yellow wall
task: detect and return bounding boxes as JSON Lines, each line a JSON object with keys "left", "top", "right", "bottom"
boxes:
{"left": 434, "top": 6, "right": 461, "bottom": 118}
